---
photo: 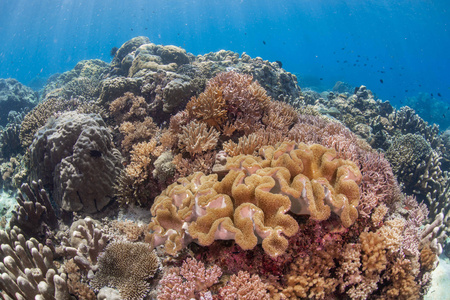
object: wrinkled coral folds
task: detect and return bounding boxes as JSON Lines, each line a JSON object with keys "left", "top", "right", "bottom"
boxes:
{"left": 149, "top": 141, "right": 361, "bottom": 257}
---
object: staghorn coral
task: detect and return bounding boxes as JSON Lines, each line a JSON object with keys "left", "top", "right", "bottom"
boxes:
{"left": 91, "top": 242, "right": 159, "bottom": 300}
{"left": 157, "top": 257, "right": 221, "bottom": 300}
{"left": 148, "top": 141, "right": 361, "bottom": 258}
{"left": 178, "top": 120, "right": 220, "bottom": 155}
{"left": 219, "top": 270, "right": 270, "bottom": 300}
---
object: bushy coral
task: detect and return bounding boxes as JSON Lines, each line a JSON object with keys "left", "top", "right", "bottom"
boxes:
{"left": 157, "top": 257, "right": 221, "bottom": 300}
{"left": 219, "top": 270, "right": 270, "bottom": 300}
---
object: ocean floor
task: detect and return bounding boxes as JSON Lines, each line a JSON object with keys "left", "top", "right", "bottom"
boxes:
{"left": 0, "top": 190, "right": 16, "bottom": 226}
{"left": 425, "top": 255, "right": 450, "bottom": 300}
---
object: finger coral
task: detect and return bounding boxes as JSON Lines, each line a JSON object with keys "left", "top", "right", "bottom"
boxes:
{"left": 0, "top": 229, "right": 71, "bottom": 300}
{"left": 148, "top": 141, "right": 362, "bottom": 258}
{"left": 91, "top": 242, "right": 159, "bottom": 300}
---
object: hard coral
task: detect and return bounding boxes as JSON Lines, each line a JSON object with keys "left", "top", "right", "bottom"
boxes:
{"left": 219, "top": 270, "right": 270, "bottom": 300}
{"left": 148, "top": 141, "right": 361, "bottom": 258}
{"left": 157, "top": 257, "right": 221, "bottom": 300}
{"left": 185, "top": 70, "right": 270, "bottom": 133}
{"left": 91, "top": 242, "right": 159, "bottom": 300}
{"left": 178, "top": 120, "right": 220, "bottom": 155}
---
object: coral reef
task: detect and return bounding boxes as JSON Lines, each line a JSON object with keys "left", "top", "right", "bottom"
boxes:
{"left": 157, "top": 257, "right": 221, "bottom": 300}
{"left": 0, "top": 228, "right": 71, "bottom": 300}
{"left": 0, "top": 78, "right": 38, "bottom": 127}
{"left": 1, "top": 36, "right": 446, "bottom": 299}
{"left": 148, "top": 141, "right": 362, "bottom": 258}
{"left": 9, "top": 181, "right": 58, "bottom": 239}
{"left": 91, "top": 242, "right": 159, "bottom": 300}
{"left": 30, "top": 111, "right": 123, "bottom": 213}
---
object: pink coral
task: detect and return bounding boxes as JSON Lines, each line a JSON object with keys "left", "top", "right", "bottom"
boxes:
{"left": 219, "top": 271, "right": 270, "bottom": 300}
{"left": 157, "top": 257, "right": 222, "bottom": 300}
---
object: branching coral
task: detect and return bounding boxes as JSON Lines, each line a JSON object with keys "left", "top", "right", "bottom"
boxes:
{"left": 280, "top": 249, "right": 339, "bottom": 299}
{"left": 91, "top": 242, "right": 159, "bottom": 300}
{"left": 157, "top": 257, "right": 221, "bottom": 300}
{"left": 178, "top": 121, "right": 220, "bottom": 155}
{"left": 185, "top": 71, "right": 270, "bottom": 133}
{"left": 219, "top": 270, "right": 270, "bottom": 300}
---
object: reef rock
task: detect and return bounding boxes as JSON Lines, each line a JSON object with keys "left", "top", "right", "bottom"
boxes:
{"left": 30, "top": 111, "right": 123, "bottom": 213}
{"left": 0, "top": 78, "right": 38, "bottom": 126}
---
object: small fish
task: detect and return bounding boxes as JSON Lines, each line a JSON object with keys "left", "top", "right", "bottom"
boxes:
{"left": 405, "top": 90, "right": 408, "bottom": 92}
{"left": 431, "top": 93, "right": 434, "bottom": 97}
{"left": 438, "top": 93, "right": 442, "bottom": 97}
{"left": 263, "top": 40, "right": 266, "bottom": 45}
{"left": 89, "top": 150, "right": 102, "bottom": 158}
{"left": 131, "top": 28, "right": 133, "bottom": 31}
{"left": 380, "top": 79, "right": 384, "bottom": 83}
{"left": 110, "top": 47, "right": 118, "bottom": 57}
{"left": 357, "top": 55, "right": 361, "bottom": 57}
{"left": 275, "top": 60, "right": 283, "bottom": 68}
{"left": 381, "top": 71, "right": 385, "bottom": 73}
{"left": 443, "top": 114, "right": 446, "bottom": 118}
{"left": 320, "top": 78, "right": 323, "bottom": 80}
{"left": 344, "top": 60, "right": 348, "bottom": 63}
{"left": 353, "top": 64, "right": 356, "bottom": 66}
{"left": 341, "top": 47, "right": 345, "bottom": 50}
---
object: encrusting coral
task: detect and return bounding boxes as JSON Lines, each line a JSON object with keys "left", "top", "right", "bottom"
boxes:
{"left": 148, "top": 141, "right": 362, "bottom": 258}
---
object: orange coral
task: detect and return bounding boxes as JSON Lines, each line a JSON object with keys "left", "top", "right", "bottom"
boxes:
{"left": 186, "top": 82, "right": 227, "bottom": 129}
{"left": 280, "top": 249, "right": 339, "bottom": 299}
{"left": 360, "top": 232, "right": 387, "bottom": 276}
{"left": 178, "top": 120, "right": 220, "bottom": 155}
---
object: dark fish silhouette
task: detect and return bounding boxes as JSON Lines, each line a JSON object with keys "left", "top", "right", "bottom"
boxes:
{"left": 275, "top": 60, "right": 283, "bottom": 68}
{"left": 405, "top": 90, "right": 408, "bottom": 92}
{"left": 90, "top": 150, "right": 102, "bottom": 158}
{"left": 263, "top": 41, "right": 266, "bottom": 45}
{"left": 380, "top": 79, "right": 384, "bottom": 83}
{"left": 438, "top": 93, "right": 442, "bottom": 97}
{"left": 320, "top": 78, "right": 323, "bottom": 80}
{"left": 110, "top": 47, "right": 118, "bottom": 57}
{"left": 431, "top": 93, "right": 434, "bottom": 97}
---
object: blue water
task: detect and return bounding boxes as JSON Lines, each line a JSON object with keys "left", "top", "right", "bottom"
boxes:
{"left": 0, "top": 0, "right": 449, "bottom": 108}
